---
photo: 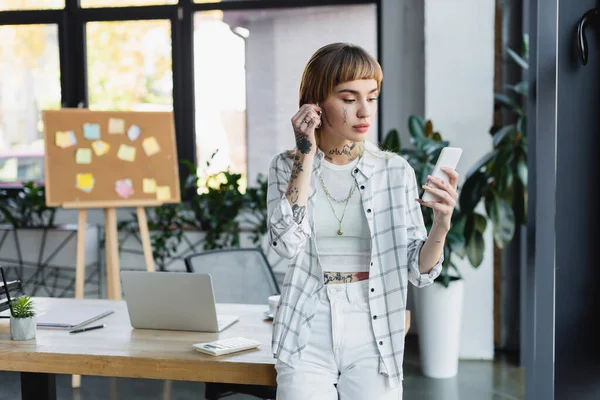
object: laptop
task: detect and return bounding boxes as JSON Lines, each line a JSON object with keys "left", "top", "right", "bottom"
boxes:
{"left": 120, "top": 271, "right": 239, "bottom": 332}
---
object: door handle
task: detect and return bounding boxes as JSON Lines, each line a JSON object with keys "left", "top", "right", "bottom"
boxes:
{"left": 577, "top": 8, "right": 599, "bottom": 65}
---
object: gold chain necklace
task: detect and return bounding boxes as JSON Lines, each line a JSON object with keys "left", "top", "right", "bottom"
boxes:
{"left": 318, "top": 173, "right": 356, "bottom": 235}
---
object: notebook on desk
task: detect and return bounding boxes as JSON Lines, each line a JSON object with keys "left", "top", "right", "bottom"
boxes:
{"left": 36, "top": 305, "right": 113, "bottom": 330}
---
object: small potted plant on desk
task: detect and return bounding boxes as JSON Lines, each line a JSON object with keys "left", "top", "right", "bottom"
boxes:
{"left": 10, "top": 296, "right": 36, "bottom": 341}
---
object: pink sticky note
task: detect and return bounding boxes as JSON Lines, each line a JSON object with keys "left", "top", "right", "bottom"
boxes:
{"left": 115, "top": 179, "right": 134, "bottom": 199}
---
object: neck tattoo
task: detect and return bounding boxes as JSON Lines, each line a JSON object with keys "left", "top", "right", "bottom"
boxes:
{"left": 328, "top": 142, "right": 356, "bottom": 157}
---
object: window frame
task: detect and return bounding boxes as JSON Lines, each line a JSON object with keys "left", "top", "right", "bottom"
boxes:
{"left": 0, "top": 0, "right": 381, "bottom": 194}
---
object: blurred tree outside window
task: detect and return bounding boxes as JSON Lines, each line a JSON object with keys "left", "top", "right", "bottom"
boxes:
{"left": 86, "top": 20, "right": 173, "bottom": 112}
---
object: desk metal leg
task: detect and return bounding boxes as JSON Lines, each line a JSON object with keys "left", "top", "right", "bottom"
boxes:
{"left": 21, "top": 372, "right": 56, "bottom": 400}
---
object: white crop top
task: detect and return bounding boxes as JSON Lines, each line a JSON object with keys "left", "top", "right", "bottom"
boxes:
{"left": 315, "top": 157, "right": 371, "bottom": 273}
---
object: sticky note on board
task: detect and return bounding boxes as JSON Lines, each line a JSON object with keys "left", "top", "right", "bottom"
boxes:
{"left": 156, "top": 186, "right": 171, "bottom": 201}
{"left": 115, "top": 178, "right": 134, "bottom": 199}
{"left": 76, "top": 173, "right": 95, "bottom": 193}
{"left": 91, "top": 140, "right": 110, "bottom": 156}
{"left": 75, "top": 148, "right": 92, "bottom": 164}
{"left": 55, "top": 131, "right": 77, "bottom": 148}
{"left": 82, "top": 123, "right": 101, "bottom": 140}
{"left": 143, "top": 178, "right": 157, "bottom": 194}
{"left": 108, "top": 118, "right": 125, "bottom": 134}
{"left": 117, "top": 144, "right": 136, "bottom": 162}
{"left": 142, "top": 137, "right": 160, "bottom": 156}
{"left": 127, "top": 125, "right": 141, "bottom": 141}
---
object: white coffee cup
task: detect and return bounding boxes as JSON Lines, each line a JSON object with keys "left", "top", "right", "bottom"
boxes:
{"left": 268, "top": 295, "right": 281, "bottom": 316}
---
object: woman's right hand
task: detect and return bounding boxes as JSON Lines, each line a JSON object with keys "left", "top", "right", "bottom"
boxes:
{"left": 291, "top": 104, "right": 321, "bottom": 155}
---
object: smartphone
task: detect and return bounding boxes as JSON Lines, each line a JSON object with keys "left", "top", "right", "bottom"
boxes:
{"left": 421, "top": 147, "right": 463, "bottom": 202}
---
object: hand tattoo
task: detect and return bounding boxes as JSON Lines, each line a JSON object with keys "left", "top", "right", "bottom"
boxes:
{"left": 295, "top": 130, "right": 312, "bottom": 154}
{"left": 292, "top": 204, "right": 306, "bottom": 223}
{"left": 342, "top": 108, "right": 348, "bottom": 124}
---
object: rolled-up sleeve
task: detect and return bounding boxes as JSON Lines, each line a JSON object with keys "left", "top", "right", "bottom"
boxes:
{"left": 267, "top": 154, "right": 311, "bottom": 259}
{"left": 404, "top": 166, "right": 443, "bottom": 287}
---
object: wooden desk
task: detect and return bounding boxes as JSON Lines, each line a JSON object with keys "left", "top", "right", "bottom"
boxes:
{"left": 0, "top": 297, "right": 276, "bottom": 400}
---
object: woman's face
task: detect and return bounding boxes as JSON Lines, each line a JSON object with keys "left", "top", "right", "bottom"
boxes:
{"left": 319, "top": 79, "right": 379, "bottom": 142}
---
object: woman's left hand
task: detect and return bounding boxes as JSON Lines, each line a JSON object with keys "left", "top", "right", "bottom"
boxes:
{"left": 417, "top": 167, "right": 460, "bottom": 231}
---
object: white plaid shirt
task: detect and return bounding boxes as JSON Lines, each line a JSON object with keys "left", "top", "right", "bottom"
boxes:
{"left": 267, "top": 142, "right": 443, "bottom": 388}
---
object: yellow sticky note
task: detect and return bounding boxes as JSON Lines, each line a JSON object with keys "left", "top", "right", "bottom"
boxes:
{"left": 91, "top": 140, "right": 110, "bottom": 156}
{"left": 75, "top": 148, "right": 92, "bottom": 164}
{"left": 108, "top": 118, "right": 125, "bottom": 134}
{"left": 76, "top": 173, "right": 95, "bottom": 193}
{"left": 143, "top": 178, "right": 157, "bottom": 194}
{"left": 55, "top": 130, "right": 76, "bottom": 148}
{"left": 142, "top": 137, "right": 160, "bottom": 156}
{"left": 117, "top": 144, "right": 136, "bottom": 162}
{"left": 156, "top": 186, "right": 171, "bottom": 201}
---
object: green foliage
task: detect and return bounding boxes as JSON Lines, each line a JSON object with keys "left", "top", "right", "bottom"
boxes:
{"left": 459, "top": 35, "right": 528, "bottom": 249}
{"left": 0, "top": 182, "right": 56, "bottom": 228}
{"left": 242, "top": 173, "right": 269, "bottom": 245}
{"left": 382, "top": 116, "right": 486, "bottom": 288}
{"left": 10, "top": 296, "right": 35, "bottom": 319}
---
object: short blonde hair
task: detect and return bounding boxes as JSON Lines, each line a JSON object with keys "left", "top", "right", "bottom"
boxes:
{"left": 301, "top": 43, "right": 382, "bottom": 152}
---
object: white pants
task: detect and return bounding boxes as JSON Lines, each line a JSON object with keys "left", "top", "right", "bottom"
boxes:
{"left": 275, "top": 280, "right": 403, "bottom": 400}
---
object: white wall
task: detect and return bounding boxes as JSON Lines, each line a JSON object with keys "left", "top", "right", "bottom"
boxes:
{"left": 423, "top": 0, "right": 495, "bottom": 360}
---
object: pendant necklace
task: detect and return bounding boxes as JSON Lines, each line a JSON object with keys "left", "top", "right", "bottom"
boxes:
{"left": 319, "top": 173, "right": 356, "bottom": 235}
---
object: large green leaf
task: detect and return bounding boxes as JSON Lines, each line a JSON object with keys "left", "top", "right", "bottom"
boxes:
{"left": 517, "top": 158, "right": 528, "bottom": 186}
{"left": 506, "top": 81, "right": 528, "bottom": 96}
{"left": 459, "top": 171, "right": 487, "bottom": 213}
{"left": 495, "top": 93, "right": 523, "bottom": 116}
{"left": 490, "top": 197, "right": 515, "bottom": 248}
{"left": 474, "top": 213, "right": 487, "bottom": 233}
{"left": 408, "top": 115, "right": 425, "bottom": 140}
{"left": 517, "top": 115, "right": 527, "bottom": 137}
{"left": 492, "top": 125, "right": 516, "bottom": 148}
{"left": 465, "top": 149, "right": 497, "bottom": 179}
{"left": 382, "top": 129, "right": 401, "bottom": 153}
{"left": 466, "top": 230, "right": 485, "bottom": 267}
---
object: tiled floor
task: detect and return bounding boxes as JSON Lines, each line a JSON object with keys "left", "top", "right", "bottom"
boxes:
{"left": 1, "top": 336, "right": 524, "bottom": 400}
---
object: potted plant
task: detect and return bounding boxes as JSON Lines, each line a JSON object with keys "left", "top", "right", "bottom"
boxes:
{"left": 0, "top": 182, "right": 100, "bottom": 296}
{"left": 9, "top": 295, "right": 36, "bottom": 341}
{"left": 459, "top": 36, "right": 528, "bottom": 252}
{"left": 382, "top": 116, "right": 486, "bottom": 378}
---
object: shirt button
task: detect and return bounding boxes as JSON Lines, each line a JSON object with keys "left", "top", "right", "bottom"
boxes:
{"left": 272, "top": 241, "right": 277, "bottom": 246}
{"left": 360, "top": 185, "right": 365, "bottom": 190}
{"left": 371, "top": 288, "right": 375, "bottom": 292}
{"left": 370, "top": 262, "right": 373, "bottom": 266}
{"left": 379, "top": 341, "right": 383, "bottom": 345}
{"left": 367, "top": 209, "right": 372, "bottom": 213}
{"left": 354, "top": 168, "right": 359, "bottom": 174}
{"left": 373, "top": 315, "right": 377, "bottom": 320}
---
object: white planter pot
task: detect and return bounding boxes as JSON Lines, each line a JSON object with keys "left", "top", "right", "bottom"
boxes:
{"left": 10, "top": 316, "right": 36, "bottom": 341}
{"left": 414, "top": 279, "right": 464, "bottom": 378}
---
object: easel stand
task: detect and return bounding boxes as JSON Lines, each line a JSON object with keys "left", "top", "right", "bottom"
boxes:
{"left": 68, "top": 202, "right": 159, "bottom": 389}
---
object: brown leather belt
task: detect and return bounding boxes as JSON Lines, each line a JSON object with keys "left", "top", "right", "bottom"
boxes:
{"left": 323, "top": 271, "right": 369, "bottom": 285}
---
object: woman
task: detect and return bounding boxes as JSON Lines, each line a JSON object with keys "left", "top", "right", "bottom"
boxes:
{"left": 267, "top": 43, "right": 459, "bottom": 399}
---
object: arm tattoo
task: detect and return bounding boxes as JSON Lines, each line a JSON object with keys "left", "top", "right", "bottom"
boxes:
{"left": 342, "top": 108, "right": 348, "bottom": 124}
{"left": 286, "top": 187, "right": 299, "bottom": 203}
{"left": 292, "top": 204, "right": 306, "bottom": 223}
{"left": 290, "top": 158, "right": 304, "bottom": 182}
{"left": 295, "top": 131, "right": 312, "bottom": 154}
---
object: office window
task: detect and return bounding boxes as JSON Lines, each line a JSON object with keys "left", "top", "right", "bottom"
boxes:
{"left": 1, "top": 0, "right": 64, "bottom": 11}
{"left": 193, "top": 5, "right": 377, "bottom": 186}
{"left": 0, "top": 24, "right": 60, "bottom": 184}
{"left": 86, "top": 20, "right": 173, "bottom": 112}
{"left": 81, "top": 0, "right": 176, "bottom": 7}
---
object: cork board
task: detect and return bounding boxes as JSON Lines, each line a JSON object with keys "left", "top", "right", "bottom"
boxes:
{"left": 42, "top": 109, "right": 180, "bottom": 208}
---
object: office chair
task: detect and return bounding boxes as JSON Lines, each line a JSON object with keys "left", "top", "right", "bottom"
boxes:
{"left": 184, "top": 248, "right": 280, "bottom": 400}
